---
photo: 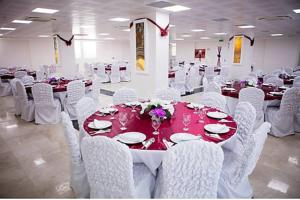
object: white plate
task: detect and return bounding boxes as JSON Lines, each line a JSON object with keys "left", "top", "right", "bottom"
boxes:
{"left": 125, "top": 101, "right": 141, "bottom": 106}
{"left": 204, "top": 124, "right": 230, "bottom": 134}
{"left": 262, "top": 83, "right": 273, "bottom": 86}
{"left": 170, "top": 133, "right": 201, "bottom": 143}
{"left": 222, "top": 87, "right": 236, "bottom": 91}
{"left": 115, "top": 132, "right": 146, "bottom": 144}
{"left": 186, "top": 103, "right": 204, "bottom": 109}
{"left": 207, "top": 111, "right": 228, "bottom": 119}
{"left": 269, "top": 91, "right": 283, "bottom": 96}
{"left": 99, "top": 107, "right": 118, "bottom": 114}
{"left": 88, "top": 120, "right": 112, "bottom": 129}
{"left": 279, "top": 86, "right": 288, "bottom": 90}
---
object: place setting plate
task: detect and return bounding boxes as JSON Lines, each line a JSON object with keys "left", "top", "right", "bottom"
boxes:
{"left": 186, "top": 103, "right": 205, "bottom": 109}
{"left": 170, "top": 133, "right": 202, "bottom": 143}
{"left": 125, "top": 101, "right": 141, "bottom": 106}
{"left": 115, "top": 132, "right": 146, "bottom": 144}
{"left": 88, "top": 119, "right": 112, "bottom": 130}
{"left": 98, "top": 107, "right": 118, "bottom": 114}
{"left": 206, "top": 111, "right": 228, "bottom": 119}
{"left": 204, "top": 124, "right": 230, "bottom": 134}
{"left": 269, "top": 91, "right": 283, "bottom": 96}
{"left": 222, "top": 87, "right": 236, "bottom": 91}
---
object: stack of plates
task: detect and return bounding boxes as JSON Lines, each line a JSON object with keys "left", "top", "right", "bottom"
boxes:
{"left": 204, "top": 124, "right": 230, "bottom": 134}
{"left": 170, "top": 133, "right": 201, "bottom": 143}
{"left": 115, "top": 132, "right": 146, "bottom": 144}
{"left": 207, "top": 111, "right": 228, "bottom": 119}
{"left": 88, "top": 119, "right": 112, "bottom": 130}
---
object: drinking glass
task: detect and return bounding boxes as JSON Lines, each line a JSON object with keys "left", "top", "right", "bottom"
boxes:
{"left": 119, "top": 112, "right": 128, "bottom": 130}
{"left": 109, "top": 106, "right": 117, "bottom": 119}
{"left": 131, "top": 102, "right": 138, "bottom": 112}
{"left": 193, "top": 106, "right": 199, "bottom": 114}
{"left": 198, "top": 109, "right": 205, "bottom": 123}
{"left": 152, "top": 119, "right": 161, "bottom": 135}
{"left": 182, "top": 113, "right": 191, "bottom": 131}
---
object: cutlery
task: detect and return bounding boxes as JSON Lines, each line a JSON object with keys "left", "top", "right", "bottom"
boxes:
{"left": 162, "top": 137, "right": 175, "bottom": 149}
{"left": 90, "top": 129, "right": 111, "bottom": 135}
{"left": 177, "top": 135, "right": 202, "bottom": 143}
{"left": 141, "top": 138, "right": 155, "bottom": 149}
{"left": 205, "top": 132, "right": 224, "bottom": 140}
{"left": 219, "top": 119, "right": 234, "bottom": 123}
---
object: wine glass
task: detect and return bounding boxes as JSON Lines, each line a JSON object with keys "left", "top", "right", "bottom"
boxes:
{"left": 198, "top": 109, "right": 205, "bottom": 123}
{"left": 109, "top": 106, "right": 117, "bottom": 119}
{"left": 152, "top": 119, "right": 161, "bottom": 135}
{"left": 131, "top": 102, "right": 138, "bottom": 112}
{"left": 182, "top": 113, "right": 191, "bottom": 131}
{"left": 193, "top": 105, "right": 199, "bottom": 114}
{"left": 119, "top": 112, "right": 128, "bottom": 130}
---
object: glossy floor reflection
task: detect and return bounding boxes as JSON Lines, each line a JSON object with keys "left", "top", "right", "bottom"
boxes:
{"left": 0, "top": 93, "right": 299, "bottom": 198}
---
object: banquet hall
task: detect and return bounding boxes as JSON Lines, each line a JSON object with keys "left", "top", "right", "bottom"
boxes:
{"left": 1, "top": 0, "right": 300, "bottom": 198}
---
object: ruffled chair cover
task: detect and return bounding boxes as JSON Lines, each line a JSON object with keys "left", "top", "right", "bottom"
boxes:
{"left": 220, "top": 66, "right": 230, "bottom": 81}
{"left": 204, "top": 81, "right": 221, "bottom": 93}
{"left": 265, "top": 77, "right": 284, "bottom": 87}
{"left": 239, "top": 87, "right": 265, "bottom": 129}
{"left": 155, "top": 140, "right": 224, "bottom": 198}
{"left": 21, "top": 75, "right": 34, "bottom": 85}
{"left": 185, "top": 66, "right": 199, "bottom": 93}
{"left": 76, "top": 97, "right": 97, "bottom": 143}
{"left": 293, "top": 71, "right": 300, "bottom": 77}
{"left": 293, "top": 76, "right": 300, "bottom": 88}
{"left": 263, "top": 74, "right": 277, "bottom": 82}
{"left": 32, "top": 83, "right": 61, "bottom": 124}
{"left": 265, "top": 87, "right": 300, "bottom": 137}
{"left": 218, "top": 102, "right": 257, "bottom": 198}
{"left": 95, "top": 63, "right": 110, "bottom": 83}
{"left": 110, "top": 63, "right": 121, "bottom": 83}
{"left": 84, "top": 63, "right": 94, "bottom": 78}
{"left": 199, "top": 92, "right": 226, "bottom": 112}
{"left": 213, "top": 75, "right": 226, "bottom": 86}
{"left": 64, "top": 80, "right": 85, "bottom": 120}
{"left": 81, "top": 137, "right": 154, "bottom": 198}
{"left": 272, "top": 69, "right": 283, "bottom": 76}
{"left": 10, "top": 78, "right": 22, "bottom": 115}
{"left": 0, "top": 68, "right": 9, "bottom": 75}
{"left": 0, "top": 77, "right": 12, "bottom": 96}
{"left": 293, "top": 77, "right": 300, "bottom": 132}
{"left": 15, "top": 81, "right": 35, "bottom": 121}
{"left": 171, "top": 69, "right": 186, "bottom": 95}
{"left": 61, "top": 112, "right": 90, "bottom": 198}
{"left": 36, "top": 70, "right": 45, "bottom": 81}
{"left": 120, "top": 62, "right": 131, "bottom": 82}
{"left": 254, "top": 69, "right": 264, "bottom": 77}
{"left": 14, "top": 70, "right": 27, "bottom": 79}
{"left": 204, "top": 66, "right": 215, "bottom": 82}
{"left": 113, "top": 87, "right": 138, "bottom": 105}
{"left": 155, "top": 87, "right": 181, "bottom": 102}
{"left": 284, "top": 67, "right": 294, "bottom": 75}
{"left": 90, "top": 77, "right": 101, "bottom": 105}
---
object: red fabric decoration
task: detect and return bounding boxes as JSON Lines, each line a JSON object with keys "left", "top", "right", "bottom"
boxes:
{"left": 130, "top": 18, "right": 169, "bottom": 37}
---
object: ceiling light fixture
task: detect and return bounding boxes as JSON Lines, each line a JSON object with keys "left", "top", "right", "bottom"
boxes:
{"left": 214, "top": 32, "right": 227, "bottom": 35}
{"left": 163, "top": 5, "right": 191, "bottom": 12}
{"left": 104, "top": 37, "right": 115, "bottom": 40}
{"left": 238, "top": 25, "right": 255, "bottom": 29}
{"left": 98, "top": 33, "right": 110, "bottom": 35}
{"left": 80, "top": 25, "right": 94, "bottom": 28}
{"left": 109, "top": 17, "right": 129, "bottom": 22}
{"left": 293, "top": 9, "right": 300, "bottom": 13}
{"left": 271, "top": 33, "right": 283, "bottom": 36}
{"left": 191, "top": 29, "right": 205, "bottom": 32}
{"left": 174, "top": 38, "right": 184, "bottom": 41}
{"left": 32, "top": 8, "right": 59, "bottom": 14}
{"left": 12, "top": 20, "right": 32, "bottom": 24}
{"left": 200, "top": 37, "right": 210, "bottom": 39}
{"left": 0, "top": 27, "right": 16, "bottom": 31}
{"left": 122, "top": 29, "right": 130, "bottom": 32}
{"left": 182, "top": 34, "right": 192, "bottom": 37}
{"left": 0, "top": 34, "right": 3, "bottom": 36}
{"left": 169, "top": 24, "right": 175, "bottom": 27}
{"left": 38, "top": 35, "right": 50, "bottom": 37}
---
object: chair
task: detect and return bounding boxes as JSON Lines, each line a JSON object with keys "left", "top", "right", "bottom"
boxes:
{"left": 154, "top": 140, "right": 224, "bottom": 198}
{"left": 81, "top": 137, "right": 154, "bottom": 198}
{"left": 36, "top": 70, "right": 45, "bottom": 81}
{"left": 254, "top": 69, "right": 264, "bottom": 77}
{"left": 0, "top": 77, "right": 12, "bottom": 96}
{"left": 113, "top": 87, "right": 138, "bottom": 105}
{"left": 14, "top": 70, "right": 27, "bottom": 79}
{"left": 272, "top": 69, "right": 282, "bottom": 76}
{"left": 90, "top": 78, "right": 101, "bottom": 105}
{"left": 185, "top": 66, "right": 199, "bottom": 93}
{"left": 32, "top": 83, "right": 61, "bottom": 124}
{"left": 21, "top": 75, "right": 34, "bottom": 85}
{"left": 120, "top": 62, "right": 131, "bottom": 82}
{"left": 213, "top": 75, "right": 226, "bottom": 86}
{"left": 292, "top": 77, "right": 300, "bottom": 88}
{"left": 10, "top": 78, "right": 22, "bottom": 115}
{"left": 84, "top": 63, "right": 94, "bottom": 78}
{"left": 0, "top": 68, "right": 9, "bottom": 75}
{"left": 172, "top": 69, "right": 186, "bottom": 95}
{"left": 76, "top": 97, "right": 97, "bottom": 142}
{"left": 283, "top": 67, "right": 293, "bottom": 75}
{"left": 204, "top": 81, "right": 221, "bottom": 93}
{"left": 263, "top": 74, "right": 277, "bottom": 82}
{"left": 64, "top": 80, "right": 85, "bottom": 120}
{"left": 265, "top": 76, "right": 284, "bottom": 87}
{"left": 199, "top": 92, "right": 226, "bottom": 112}
{"left": 95, "top": 63, "right": 110, "bottom": 83}
{"left": 239, "top": 88, "right": 265, "bottom": 129}
{"left": 293, "top": 71, "right": 300, "bottom": 77}
{"left": 265, "top": 87, "right": 300, "bottom": 137}
{"left": 220, "top": 66, "right": 230, "bottom": 81}
{"left": 110, "top": 63, "right": 121, "bottom": 83}
{"left": 15, "top": 81, "right": 35, "bottom": 121}
{"left": 155, "top": 88, "right": 181, "bottom": 102}
{"left": 61, "top": 112, "right": 90, "bottom": 198}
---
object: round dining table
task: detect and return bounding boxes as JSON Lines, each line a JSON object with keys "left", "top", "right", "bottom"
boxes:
{"left": 83, "top": 101, "right": 237, "bottom": 175}
{"left": 0, "top": 71, "right": 36, "bottom": 80}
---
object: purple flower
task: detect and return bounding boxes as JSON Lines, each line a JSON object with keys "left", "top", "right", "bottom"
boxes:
{"left": 149, "top": 107, "right": 166, "bottom": 119}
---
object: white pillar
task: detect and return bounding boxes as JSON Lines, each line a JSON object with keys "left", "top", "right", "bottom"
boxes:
{"left": 129, "top": 12, "right": 169, "bottom": 99}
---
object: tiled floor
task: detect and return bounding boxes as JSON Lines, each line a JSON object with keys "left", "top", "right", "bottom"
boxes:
{"left": 0, "top": 89, "right": 299, "bottom": 198}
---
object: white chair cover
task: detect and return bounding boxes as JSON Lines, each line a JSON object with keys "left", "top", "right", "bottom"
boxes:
{"left": 218, "top": 102, "right": 257, "bottom": 198}
{"left": 0, "top": 77, "right": 12, "bottom": 96}
{"left": 10, "top": 78, "right": 22, "bottom": 115}
{"left": 265, "top": 87, "right": 300, "bottom": 137}
{"left": 0, "top": 68, "right": 9, "bottom": 75}
{"left": 272, "top": 69, "right": 283, "bottom": 76}
{"left": 61, "top": 112, "right": 90, "bottom": 198}
{"left": 204, "top": 81, "right": 221, "bottom": 93}
{"left": 254, "top": 69, "right": 264, "bottom": 77}
{"left": 113, "top": 87, "right": 138, "bottom": 105}
{"left": 15, "top": 81, "right": 35, "bottom": 121}
{"left": 292, "top": 76, "right": 300, "bottom": 88}
{"left": 36, "top": 70, "right": 45, "bottom": 81}
{"left": 213, "top": 75, "right": 226, "bottom": 86}
{"left": 81, "top": 137, "right": 154, "bottom": 198}
{"left": 265, "top": 77, "right": 284, "bottom": 87}
{"left": 64, "top": 80, "right": 85, "bottom": 120}
{"left": 155, "top": 140, "right": 224, "bottom": 198}
{"left": 199, "top": 92, "right": 226, "bottom": 112}
{"left": 84, "top": 63, "right": 94, "bottom": 78}
{"left": 76, "top": 97, "right": 97, "bottom": 143}
{"left": 204, "top": 66, "right": 215, "bottom": 82}
{"left": 21, "top": 75, "right": 34, "bottom": 85}
{"left": 293, "top": 71, "right": 300, "bottom": 77}
{"left": 14, "top": 70, "right": 27, "bottom": 79}
{"left": 293, "top": 77, "right": 300, "bottom": 132}
{"left": 90, "top": 78, "right": 101, "bottom": 105}
{"left": 95, "top": 63, "right": 110, "bottom": 83}
{"left": 32, "top": 83, "right": 61, "bottom": 124}
{"left": 155, "top": 88, "right": 181, "bottom": 102}
{"left": 110, "top": 63, "right": 121, "bottom": 83}
{"left": 120, "top": 62, "right": 131, "bottom": 82}
{"left": 185, "top": 66, "right": 199, "bottom": 93}
{"left": 220, "top": 66, "right": 230, "bottom": 81}
{"left": 284, "top": 67, "right": 294, "bottom": 75}
{"left": 239, "top": 87, "right": 265, "bottom": 129}
{"left": 263, "top": 74, "right": 277, "bottom": 82}
{"left": 172, "top": 68, "right": 186, "bottom": 95}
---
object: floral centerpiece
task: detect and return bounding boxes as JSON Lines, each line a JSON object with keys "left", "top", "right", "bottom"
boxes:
{"left": 140, "top": 99, "right": 174, "bottom": 121}
{"left": 246, "top": 80, "right": 256, "bottom": 87}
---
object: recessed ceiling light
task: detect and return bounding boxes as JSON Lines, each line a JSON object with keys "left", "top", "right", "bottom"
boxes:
{"left": 0, "top": 34, "right": 3, "bottom": 36}
{"left": 6, "top": 124, "right": 18, "bottom": 129}
{"left": 238, "top": 25, "right": 255, "bottom": 29}
{"left": 271, "top": 33, "right": 283, "bottom": 36}
{"left": 12, "top": 20, "right": 32, "bottom": 24}
{"left": 191, "top": 29, "right": 205, "bottom": 32}
{"left": 80, "top": 25, "right": 94, "bottom": 28}
{"left": 122, "top": 29, "right": 130, "bottom": 32}
{"left": 169, "top": 24, "right": 175, "bottom": 27}
{"left": 182, "top": 34, "right": 192, "bottom": 37}
{"left": 98, "top": 33, "right": 110, "bottom": 36}
{"left": 38, "top": 35, "right": 50, "bottom": 38}
{"left": 163, "top": 5, "right": 191, "bottom": 12}
{"left": 104, "top": 37, "right": 115, "bottom": 40}
{"left": 0, "top": 27, "right": 16, "bottom": 31}
{"left": 293, "top": 9, "right": 300, "bottom": 13}
{"left": 109, "top": 17, "right": 129, "bottom": 22}
{"left": 214, "top": 32, "right": 227, "bottom": 35}
{"left": 200, "top": 37, "right": 211, "bottom": 39}
{"left": 32, "top": 8, "right": 59, "bottom": 14}
{"left": 174, "top": 38, "right": 184, "bottom": 41}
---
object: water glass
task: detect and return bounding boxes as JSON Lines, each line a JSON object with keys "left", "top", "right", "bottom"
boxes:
{"left": 193, "top": 106, "right": 199, "bottom": 114}
{"left": 131, "top": 102, "right": 138, "bottom": 112}
{"left": 182, "top": 113, "right": 191, "bottom": 131}
{"left": 152, "top": 119, "right": 161, "bottom": 135}
{"left": 109, "top": 106, "right": 117, "bottom": 119}
{"left": 198, "top": 109, "right": 205, "bottom": 123}
{"left": 119, "top": 112, "right": 128, "bottom": 130}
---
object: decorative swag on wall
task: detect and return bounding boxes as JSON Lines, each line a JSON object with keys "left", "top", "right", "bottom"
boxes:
{"left": 129, "top": 18, "right": 170, "bottom": 37}
{"left": 229, "top": 34, "right": 255, "bottom": 46}
{"left": 55, "top": 34, "right": 74, "bottom": 46}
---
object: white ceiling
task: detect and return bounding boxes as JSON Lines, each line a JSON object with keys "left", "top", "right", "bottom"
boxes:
{"left": 0, "top": 0, "right": 300, "bottom": 41}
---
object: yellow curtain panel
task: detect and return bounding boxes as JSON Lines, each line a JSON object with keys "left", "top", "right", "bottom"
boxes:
{"left": 136, "top": 22, "right": 145, "bottom": 71}
{"left": 233, "top": 36, "right": 242, "bottom": 64}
